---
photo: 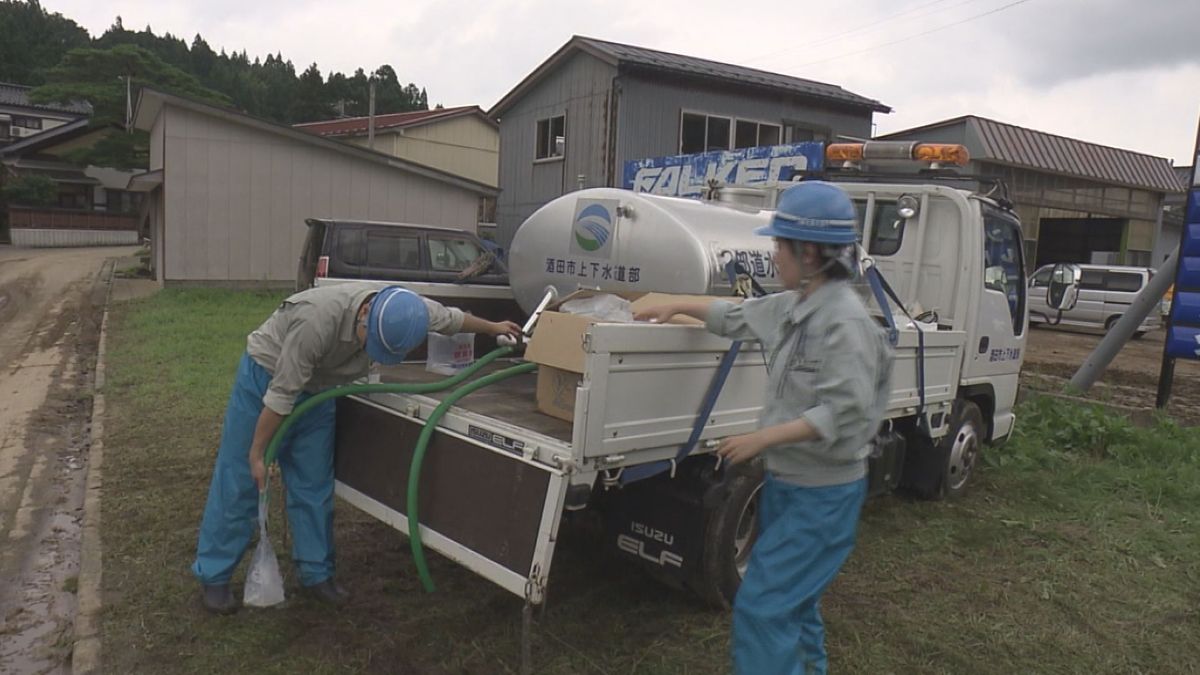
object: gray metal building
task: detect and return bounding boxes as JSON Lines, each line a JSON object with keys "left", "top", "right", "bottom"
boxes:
{"left": 881, "top": 116, "right": 1182, "bottom": 270}
{"left": 489, "top": 36, "right": 890, "bottom": 246}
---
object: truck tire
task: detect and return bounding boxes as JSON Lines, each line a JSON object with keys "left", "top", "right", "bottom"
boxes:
{"left": 689, "top": 462, "right": 764, "bottom": 609}
{"left": 910, "top": 400, "right": 983, "bottom": 500}
{"left": 940, "top": 400, "right": 984, "bottom": 499}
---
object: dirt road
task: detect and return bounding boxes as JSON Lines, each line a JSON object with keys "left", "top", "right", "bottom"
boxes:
{"left": 1024, "top": 324, "right": 1200, "bottom": 425}
{"left": 0, "top": 246, "right": 137, "bottom": 675}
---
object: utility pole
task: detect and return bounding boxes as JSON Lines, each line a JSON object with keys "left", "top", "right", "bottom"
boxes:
{"left": 121, "top": 75, "right": 132, "bottom": 132}
{"left": 367, "top": 73, "right": 377, "bottom": 151}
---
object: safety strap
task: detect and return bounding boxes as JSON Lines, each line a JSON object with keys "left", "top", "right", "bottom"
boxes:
{"left": 864, "top": 265, "right": 929, "bottom": 435}
{"left": 617, "top": 260, "right": 765, "bottom": 486}
{"left": 619, "top": 342, "right": 743, "bottom": 485}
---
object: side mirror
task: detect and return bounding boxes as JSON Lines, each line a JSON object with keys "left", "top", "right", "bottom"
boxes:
{"left": 1048, "top": 263, "right": 1081, "bottom": 311}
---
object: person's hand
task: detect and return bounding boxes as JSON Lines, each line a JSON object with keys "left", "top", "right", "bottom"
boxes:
{"left": 634, "top": 304, "right": 678, "bottom": 324}
{"left": 717, "top": 431, "right": 769, "bottom": 465}
{"left": 489, "top": 320, "right": 523, "bottom": 340}
{"left": 250, "top": 451, "right": 268, "bottom": 491}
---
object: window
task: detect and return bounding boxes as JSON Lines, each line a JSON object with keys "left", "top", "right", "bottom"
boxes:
{"left": 0, "top": 121, "right": 9, "bottom": 139}
{"left": 706, "top": 116, "right": 730, "bottom": 152}
{"left": 337, "top": 228, "right": 366, "bottom": 266}
{"left": 535, "top": 115, "right": 565, "bottom": 160}
{"left": 784, "top": 123, "right": 829, "bottom": 144}
{"left": 1079, "top": 270, "right": 1105, "bottom": 290}
{"left": 366, "top": 233, "right": 421, "bottom": 270}
{"left": 12, "top": 116, "right": 43, "bottom": 130}
{"left": 428, "top": 236, "right": 484, "bottom": 272}
{"left": 1030, "top": 267, "right": 1052, "bottom": 288}
{"left": 681, "top": 112, "right": 732, "bottom": 153}
{"left": 1104, "top": 271, "right": 1143, "bottom": 293}
{"left": 733, "top": 120, "right": 783, "bottom": 150}
{"left": 681, "top": 113, "right": 707, "bottom": 154}
{"left": 853, "top": 200, "right": 906, "bottom": 257}
{"left": 983, "top": 211, "right": 1026, "bottom": 334}
{"left": 477, "top": 196, "right": 497, "bottom": 224}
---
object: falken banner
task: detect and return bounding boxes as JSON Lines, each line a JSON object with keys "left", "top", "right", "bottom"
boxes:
{"left": 622, "top": 143, "right": 825, "bottom": 197}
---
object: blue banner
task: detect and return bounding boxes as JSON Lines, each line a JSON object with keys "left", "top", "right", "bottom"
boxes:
{"left": 1165, "top": 133, "right": 1200, "bottom": 360}
{"left": 622, "top": 143, "right": 825, "bottom": 198}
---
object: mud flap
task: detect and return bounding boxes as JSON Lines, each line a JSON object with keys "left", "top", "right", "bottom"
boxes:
{"left": 333, "top": 396, "right": 567, "bottom": 604}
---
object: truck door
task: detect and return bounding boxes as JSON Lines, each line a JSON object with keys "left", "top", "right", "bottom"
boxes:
{"left": 969, "top": 208, "right": 1027, "bottom": 437}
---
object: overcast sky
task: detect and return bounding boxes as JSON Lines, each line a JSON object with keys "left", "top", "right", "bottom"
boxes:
{"left": 44, "top": 0, "right": 1200, "bottom": 165}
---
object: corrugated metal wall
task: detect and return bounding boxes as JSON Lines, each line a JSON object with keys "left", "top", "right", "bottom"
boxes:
{"left": 159, "top": 105, "right": 481, "bottom": 286}
{"left": 495, "top": 53, "right": 616, "bottom": 246}
{"left": 10, "top": 229, "right": 139, "bottom": 247}
{"left": 615, "top": 74, "right": 876, "bottom": 167}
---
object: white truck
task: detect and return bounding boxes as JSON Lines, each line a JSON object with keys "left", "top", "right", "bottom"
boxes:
{"left": 331, "top": 141, "right": 1078, "bottom": 608}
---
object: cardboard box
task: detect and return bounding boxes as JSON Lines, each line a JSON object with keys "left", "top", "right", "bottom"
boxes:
{"left": 526, "top": 291, "right": 740, "bottom": 422}
{"left": 536, "top": 366, "right": 583, "bottom": 422}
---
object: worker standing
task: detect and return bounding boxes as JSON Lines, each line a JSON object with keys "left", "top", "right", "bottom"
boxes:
{"left": 192, "top": 283, "right": 521, "bottom": 614}
{"left": 634, "top": 181, "right": 893, "bottom": 675}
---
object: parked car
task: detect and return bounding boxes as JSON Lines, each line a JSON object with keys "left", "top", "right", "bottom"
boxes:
{"left": 296, "top": 218, "right": 525, "bottom": 353}
{"left": 1028, "top": 263, "right": 1161, "bottom": 337}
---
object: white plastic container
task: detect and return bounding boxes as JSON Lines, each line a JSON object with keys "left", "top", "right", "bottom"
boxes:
{"left": 426, "top": 332, "right": 475, "bottom": 376}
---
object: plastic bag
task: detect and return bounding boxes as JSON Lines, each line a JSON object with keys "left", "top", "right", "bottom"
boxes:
{"left": 560, "top": 294, "right": 633, "bottom": 323}
{"left": 243, "top": 496, "right": 285, "bottom": 607}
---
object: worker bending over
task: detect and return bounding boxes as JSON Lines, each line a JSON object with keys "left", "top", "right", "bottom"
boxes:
{"left": 635, "top": 181, "right": 893, "bottom": 675}
{"left": 193, "top": 283, "right": 521, "bottom": 614}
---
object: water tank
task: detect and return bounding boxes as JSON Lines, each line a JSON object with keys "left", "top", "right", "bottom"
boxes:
{"left": 508, "top": 188, "right": 783, "bottom": 314}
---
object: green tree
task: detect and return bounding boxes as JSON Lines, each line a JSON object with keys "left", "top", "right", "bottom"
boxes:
{"left": 30, "top": 44, "right": 230, "bottom": 168}
{"left": 291, "top": 63, "right": 332, "bottom": 123}
{"left": 0, "top": 0, "right": 89, "bottom": 85}
{"left": 1, "top": 174, "right": 58, "bottom": 206}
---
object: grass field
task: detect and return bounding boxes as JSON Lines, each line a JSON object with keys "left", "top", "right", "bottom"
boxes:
{"left": 98, "top": 290, "right": 1200, "bottom": 674}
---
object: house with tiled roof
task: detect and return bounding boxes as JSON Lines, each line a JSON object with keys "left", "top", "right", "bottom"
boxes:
{"left": 295, "top": 105, "right": 498, "bottom": 188}
{"left": 0, "top": 82, "right": 92, "bottom": 147}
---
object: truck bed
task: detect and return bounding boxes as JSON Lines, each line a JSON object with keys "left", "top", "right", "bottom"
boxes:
{"left": 378, "top": 361, "right": 573, "bottom": 442}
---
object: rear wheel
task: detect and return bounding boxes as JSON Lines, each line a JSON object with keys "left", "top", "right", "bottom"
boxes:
{"left": 689, "top": 462, "right": 764, "bottom": 609}
{"left": 1105, "top": 316, "right": 1121, "bottom": 332}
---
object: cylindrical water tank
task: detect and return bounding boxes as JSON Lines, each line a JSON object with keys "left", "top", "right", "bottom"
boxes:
{"left": 508, "top": 188, "right": 783, "bottom": 314}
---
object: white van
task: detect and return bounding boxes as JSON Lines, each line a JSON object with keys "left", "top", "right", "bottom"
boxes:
{"left": 1028, "top": 264, "right": 1161, "bottom": 336}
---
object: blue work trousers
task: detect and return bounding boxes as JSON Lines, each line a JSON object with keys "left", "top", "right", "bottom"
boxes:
{"left": 732, "top": 475, "right": 867, "bottom": 675}
{"left": 192, "top": 352, "right": 337, "bottom": 587}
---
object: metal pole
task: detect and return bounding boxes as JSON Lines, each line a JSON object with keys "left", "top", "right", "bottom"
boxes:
{"left": 1068, "top": 245, "right": 1179, "bottom": 392}
{"left": 125, "top": 75, "right": 132, "bottom": 133}
{"left": 367, "top": 76, "right": 376, "bottom": 151}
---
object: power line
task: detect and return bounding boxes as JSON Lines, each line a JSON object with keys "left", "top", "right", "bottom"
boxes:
{"left": 786, "top": 0, "right": 1035, "bottom": 70}
{"left": 744, "top": 0, "right": 986, "bottom": 64}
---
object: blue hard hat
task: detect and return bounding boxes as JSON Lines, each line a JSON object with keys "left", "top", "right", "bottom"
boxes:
{"left": 756, "top": 181, "right": 859, "bottom": 245}
{"left": 365, "top": 287, "right": 430, "bottom": 365}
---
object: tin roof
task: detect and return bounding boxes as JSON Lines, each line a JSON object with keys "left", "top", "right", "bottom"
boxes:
{"left": 0, "top": 82, "right": 92, "bottom": 116}
{"left": 490, "top": 36, "right": 890, "bottom": 117}
{"left": 881, "top": 115, "right": 1182, "bottom": 193}
{"left": 294, "top": 105, "right": 493, "bottom": 137}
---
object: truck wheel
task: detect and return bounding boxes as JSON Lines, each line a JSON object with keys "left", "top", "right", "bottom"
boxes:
{"left": 689, "top": 462, "right": 764, "bottom": 609}
{"left": 1105, "top": 316, "right": 1121, "bottom": 332}
{"left": 911, "top": 400, "right": 983, "bottom": 500}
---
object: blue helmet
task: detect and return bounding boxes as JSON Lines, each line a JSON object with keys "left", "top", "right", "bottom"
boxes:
{"left": 756, "top": 181, "right": 859, "bottom": 245}
{"left": 365, "top": 287, "right": 430, "bottom": 365}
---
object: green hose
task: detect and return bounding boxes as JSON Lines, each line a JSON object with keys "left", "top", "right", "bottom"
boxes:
{"left": 258, "top": 345, "right": 536, "bottom": 593}
{"left": 262, "top": 346, "right": 513, "bottom": 468}
{"left": 406, "top": 361, "right": 537, "bottom": 593}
